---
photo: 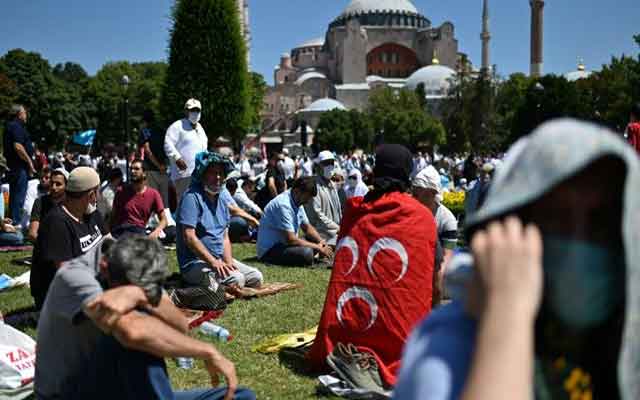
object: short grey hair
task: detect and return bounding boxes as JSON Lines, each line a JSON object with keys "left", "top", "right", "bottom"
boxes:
{"left": 106, "top": 236, "right": 168, "bottom": 306}
{"left": 10, "top": 104, "right": 24, "bottom": 118}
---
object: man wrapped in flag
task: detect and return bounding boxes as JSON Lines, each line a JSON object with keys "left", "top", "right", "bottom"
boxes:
{"left": 307, "top": 144, "right": 438, "bottom": 392}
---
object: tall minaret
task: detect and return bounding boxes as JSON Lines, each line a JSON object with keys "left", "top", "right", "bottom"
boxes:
{"left": 530, "top": 0, "right": 545, "bottom": 77}
{"left": 481, "top": 0, "right": 491, "bottom": 74}
{"left": 236, "top": 0, "right": 251, "bottom": 68}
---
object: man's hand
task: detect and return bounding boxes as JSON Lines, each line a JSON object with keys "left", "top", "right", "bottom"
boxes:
{"left": 248, "top": 218, "right": 260, "bottom": 229}
{"left": 85, "top": 286, "right": 149, "bottom": 332}
{"left": 470, "top": 216, "right": 543, "bottom": 320}
{"left": 2, "top": 224, "right": 17, "bottom": 233}
{"left": 28, "top": 165, "right": 36, "bottom": 177}
{"left": 210, "top": 258, "right": 237, "bottom": 278}
{"left": 204, "top": 353, "right": 237, "bottom": 400}
{"left": 318, "top": 242, "right": 334, "bottom": 259}
{"left": 149, "top": 229, "right": 162, "bottom": 240}
{"left": 176, "top": 159, "right": 188, "bottom": 171}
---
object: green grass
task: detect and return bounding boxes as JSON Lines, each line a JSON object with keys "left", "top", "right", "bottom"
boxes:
{"left": 0, "top": 244, "right": 335, "bottom": 399}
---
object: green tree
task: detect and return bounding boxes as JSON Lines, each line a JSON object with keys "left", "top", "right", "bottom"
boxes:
{"left": 315, "top": 109, "right": 374, "bottom": 153}
{"left": 85, "top": 61, "right": 166, "bottom": 147}
{"left": 162, "top": 0, "right": 250, "bottom": 149}
{"left": 368, "top": 87, "right": 445, "bottom": 150}
{"left": 247, "top": 72, "right": 267, "bottom": 132}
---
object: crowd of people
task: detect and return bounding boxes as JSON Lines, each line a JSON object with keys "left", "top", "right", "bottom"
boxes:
{"left": 1, "top": 99, "right": 639, "bottom": 399}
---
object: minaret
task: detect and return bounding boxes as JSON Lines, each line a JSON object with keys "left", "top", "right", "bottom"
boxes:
{"left": 236, "top": 0, "right": 251, "bottom": 68}
{"left": 530, "top": 0, "right": 545, "bottom": 77}
{"left": 481, "top": 0, "right": 491, "bottom": 74}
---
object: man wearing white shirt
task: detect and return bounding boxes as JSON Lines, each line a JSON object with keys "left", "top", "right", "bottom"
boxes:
{"left": 281, "top": 148, "right": 296, "bottom": 185}
{"left": 164, "top": 98, "right": 208, "bottom": 203}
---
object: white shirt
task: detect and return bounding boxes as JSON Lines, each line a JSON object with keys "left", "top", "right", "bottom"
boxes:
{"left": 233, "top": 185, "right": 262, "bottom": 215}
{"left": 302, "top": 159, "right": 314, "bottom": 177}
{"left": 164, "top": 118, "right": 208, "bottom": 181}
{"left": 282, "top": 156, "right": 296, "bottom": 180}
{"left": 240, "top": 159, "right": 252, "bottom": 177}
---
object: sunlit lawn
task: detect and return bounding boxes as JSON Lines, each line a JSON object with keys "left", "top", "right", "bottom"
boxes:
{"left": 0, "top": 244, "right": 336, "bottom": 399}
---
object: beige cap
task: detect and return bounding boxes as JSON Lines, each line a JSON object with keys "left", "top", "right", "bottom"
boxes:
{"left": 184, "top": 98, "right": 202, "bottom": 110}
{"left": 67, "top": 167, "right": 100, "bottom": 192}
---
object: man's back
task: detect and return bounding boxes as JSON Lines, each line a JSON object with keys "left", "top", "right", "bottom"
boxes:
{"left": 35, "top": 249, "right": 104, "bottom": 398}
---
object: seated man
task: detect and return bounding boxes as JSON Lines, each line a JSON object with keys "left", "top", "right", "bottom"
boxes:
{"left": 35, "top": 236, "right": 256, "bottom": 400}
{"left": 110, "top": 159, "right": 167, "bottom": 239}
{"left": 225, "top": 178, "right": 259, "bottom": 243}
{"left": 412, "top": 165, "right": 459, "bottom": 302}
{"left": 232, "top": 176, "right": 263, "bottom": 218}
{"left": 27, "top": 168, "right": 68, "bottom": 242}
{"left": 257, "top": 177, "right": 334, "bottom": 267}
{"left": 0, "top": 155, "right": 24, "bottom": 246}
{"left": 176, "top": 151, "right": 263, "bottom": 289}
{"left": 307, "top": 145, "right": 437, "bottom": 391}
{"left": 30, "top": 167, "right": 106, "bottom": 310}
{"left": 97, "top": 167, "right": 123, "bottom": 222}
{"left": 304, "top": 151, "right": 342, "bottom": 246}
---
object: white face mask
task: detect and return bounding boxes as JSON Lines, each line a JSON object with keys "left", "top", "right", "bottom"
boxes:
{"left": 86, "top": 202, "right": 97, "bottom": 215}
{"left": 323, "top": 165, "right": 335, "bottom": 180}
{"left": 188, "top": 111, "right": 201, "bottom": 124}
{"left": 204, "top": 184, "right": 221, "bottom": 196}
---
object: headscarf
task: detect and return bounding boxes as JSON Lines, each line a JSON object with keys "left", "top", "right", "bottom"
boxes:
{"left": 465, "top": 118, "right": 640, "bottom": 399}
{"left": 345, "top": 169, "right": 369, "bottom": 198}
{"left": 191, "top": 151, "right": 235, "bottom": 187}
{"left": 412, "top": 165, "right": 443, "bottom": 202}
{"left": 370, "top": 144, "right": 413, "bottom": 195}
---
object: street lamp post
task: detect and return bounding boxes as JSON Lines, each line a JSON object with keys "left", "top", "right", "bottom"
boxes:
{"left": 534, "top": 82, "right": 544, "bottom": 127}
{"left": 121, "top": 75, "right": 130, "bottom": 182}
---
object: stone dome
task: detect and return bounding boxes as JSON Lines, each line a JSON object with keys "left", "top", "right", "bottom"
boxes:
{"left": 405, "top": 64, "right": 456, "bottom": 98}
{"left": 296, "top": 37, "right": 325, "bottom": 49}
{"left": 302, "top": 98, "right": 347, "bottom": 112}
{"left": 341, "top": 0, "right": 418, "bottom": 17}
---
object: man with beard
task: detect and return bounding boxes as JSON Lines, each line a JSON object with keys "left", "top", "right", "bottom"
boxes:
{"left": 30, "top": 167, "right": 106, "bottom": 310}
{"left": 110, "top": 159, "right": 167, "bottom": 239}
{"left": 28, "top": 168, "right": 68, "bottom": 242}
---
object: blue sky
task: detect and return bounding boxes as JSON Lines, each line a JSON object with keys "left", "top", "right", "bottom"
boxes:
{"left": 1, "top": 0, "right": 638, "bottom": 86}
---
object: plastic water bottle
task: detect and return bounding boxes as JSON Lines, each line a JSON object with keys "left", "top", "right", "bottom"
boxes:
{"left": 175, "top": 357, "right": 194, "bottom": 369}
{"left": 199, "top": 322, "right": 232, "bottom": 342}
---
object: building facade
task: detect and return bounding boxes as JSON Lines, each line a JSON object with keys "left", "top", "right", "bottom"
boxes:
{"left": 262, "top": 0, "right": 469, "bottom": 134}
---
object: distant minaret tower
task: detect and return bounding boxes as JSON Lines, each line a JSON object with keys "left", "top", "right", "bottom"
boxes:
{"left": 530, "top": 0, "right": 545, "bottom": 77}
{"left": 481, "top": 0, "right": 491, "bottom": 74}
{"left": 237, "top": 0, "right": 251, "bottom": 68}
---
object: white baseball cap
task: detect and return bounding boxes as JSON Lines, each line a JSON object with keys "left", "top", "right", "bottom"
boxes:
{"left": 315, "top": 150, "right": 335, "bottom": 164}
{"left": 282, "top": 148, "right": 289, "bottom": 155}
{"left": 184, "top": 98, "right": 202, "bottom": 110}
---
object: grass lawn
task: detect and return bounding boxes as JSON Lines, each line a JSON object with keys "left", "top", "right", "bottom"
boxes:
{"left": 0, "top": 244, "right": 337, "bottom": 399}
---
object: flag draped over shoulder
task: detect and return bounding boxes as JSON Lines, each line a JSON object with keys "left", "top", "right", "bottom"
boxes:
{"left": 307, "top": 191, "right": 437, "bottom": 386}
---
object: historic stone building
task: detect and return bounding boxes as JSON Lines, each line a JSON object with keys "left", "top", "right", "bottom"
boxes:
{"left": 262, "top": 0, "right": 469, "bottom": 133}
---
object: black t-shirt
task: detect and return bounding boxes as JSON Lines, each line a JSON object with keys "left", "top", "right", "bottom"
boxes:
{"left": 138, "top": 127, "right": 168, "bottom": 172}
{"left": 30, "top": 195, "right": 58, "bottom": 223}
{"left": 256, "top": 166, "right": 286, "bottom": 209}
{"left": 30, "top": 206, "right": 106, "bottom": 308}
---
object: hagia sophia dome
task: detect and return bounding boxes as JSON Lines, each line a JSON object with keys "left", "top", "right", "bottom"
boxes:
{"left": 565, "top": 59, "right": 593, "bottom": 82}
{"left": 341, "top": 0, "right": 419, "bottom": 17}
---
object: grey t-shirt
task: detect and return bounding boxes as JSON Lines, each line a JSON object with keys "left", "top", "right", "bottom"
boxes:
{"left": 35, "top": 246, "right": 104, "bottom": 399}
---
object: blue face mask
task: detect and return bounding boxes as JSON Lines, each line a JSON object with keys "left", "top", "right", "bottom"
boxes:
{"left": 543, "top": 235, "right": 625, "bottom": 331}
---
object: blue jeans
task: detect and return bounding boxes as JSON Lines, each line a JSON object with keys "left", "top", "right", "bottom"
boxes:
{"left": 228, "top": 216, "right": 249, "bottom": 243}
{"left": 8, "top": 168, "right": 28, "bottom": 223}
{"left": 62, "top": 334, "right": 256, "bottom": 400}
{"left": 0, "top": 230, "right": 23, "bottom": 246}
{"left": 259, "top": 243, "right": 314, "bottom": 267}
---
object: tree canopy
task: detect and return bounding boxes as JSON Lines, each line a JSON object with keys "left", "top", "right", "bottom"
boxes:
{"left": 161, "top": 0, "right": 250, "bottom": 149}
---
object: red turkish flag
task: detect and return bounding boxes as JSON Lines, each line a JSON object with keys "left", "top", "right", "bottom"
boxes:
{"left": 307, "top": 191, "right": 437, "bottom": 387}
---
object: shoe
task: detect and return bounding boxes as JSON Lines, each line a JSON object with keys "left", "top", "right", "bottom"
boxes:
{"left": 326, "top": 343, "right": 385, "bottom": 393}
